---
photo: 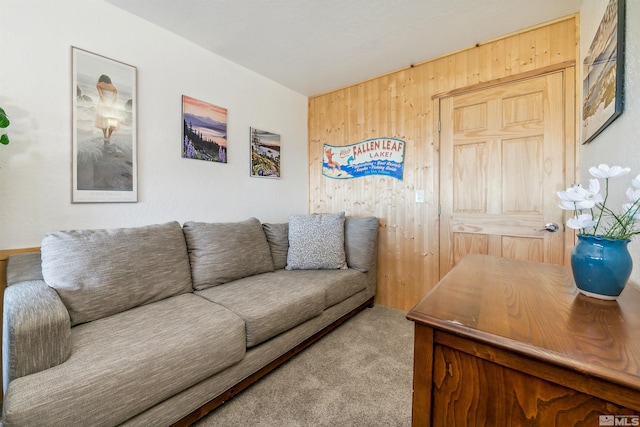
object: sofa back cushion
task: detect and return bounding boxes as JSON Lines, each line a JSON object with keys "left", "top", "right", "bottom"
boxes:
{"left": 41, "top": 221, "right": 193, "bottom": 326}
{"left": 262, "top": 223, "right": 289, "bottom": 270}
{"left": 183, "top": 218, "right": 275, "bottom": 290}
{"left": 345, "top": 216, "right": 378, "bottom": 272}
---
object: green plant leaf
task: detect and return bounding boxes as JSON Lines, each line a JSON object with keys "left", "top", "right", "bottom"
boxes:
{"left": 0, "top": 108, "right": 9, "bottom": 129}
{"left": 0, "top": 134, "right": 9, "bottom": 145}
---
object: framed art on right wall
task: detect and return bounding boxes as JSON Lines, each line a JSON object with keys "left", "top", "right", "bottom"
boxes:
{"left": 582, "top": 0, "right": 625, "bottom": 144}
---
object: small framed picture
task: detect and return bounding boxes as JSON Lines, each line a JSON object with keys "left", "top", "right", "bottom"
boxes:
{"left": 250, "top": 127, "right": 280, "bottom": 178}
{"left": 582, "top": 0, "right": 625, "bottom": 144}
{"left": 182, "top": 95, "right": 228, "bottom": 163}
{"left": 72, "top": 47, "right": 137, "bottom": 203}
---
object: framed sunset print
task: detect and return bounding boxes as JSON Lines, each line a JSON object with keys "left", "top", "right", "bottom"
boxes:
{"left": 182, "top": 95, "right": 228, "bottom": 163}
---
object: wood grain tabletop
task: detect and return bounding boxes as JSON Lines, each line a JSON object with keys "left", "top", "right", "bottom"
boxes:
{"left": 407, "top": 254, "right": 640, "bottom": 392}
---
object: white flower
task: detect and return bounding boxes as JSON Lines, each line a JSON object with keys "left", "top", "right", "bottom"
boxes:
{"left": 557, "top": 165, "right": 640, "bottom": 240}
{"left": 567, "top": 213, "right": 596, "bottom": 230}
{"left": 588, "top": 164, "right": 631, "bottom": 179}
{"left": 627, "top": 187, "right": 640, "bottom": 203}
{"left": 622, "top": 203, "right": 640, "bottom": 220}
{"left": 557, "top": 180, "right": 602, "bottom": 210}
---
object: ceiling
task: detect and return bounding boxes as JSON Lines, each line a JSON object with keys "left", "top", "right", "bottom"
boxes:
{"left": 105, "top": 0, "right": 582, "bottom": 96}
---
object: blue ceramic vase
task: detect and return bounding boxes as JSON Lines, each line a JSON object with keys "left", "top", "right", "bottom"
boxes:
{"left": 571, "top": 234, "right": 632, "bottom": 300}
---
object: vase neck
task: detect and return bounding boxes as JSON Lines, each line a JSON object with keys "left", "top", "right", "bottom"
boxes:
{"left": 578, "top": 234, "right": 631, "bottom": 245}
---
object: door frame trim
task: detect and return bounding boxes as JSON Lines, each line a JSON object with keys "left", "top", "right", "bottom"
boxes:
{"left": 432, "top": 60, "right": 576, "bottom": 101}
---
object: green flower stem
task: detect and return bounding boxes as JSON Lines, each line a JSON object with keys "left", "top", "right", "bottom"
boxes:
{"left": 577, "top": 178, "right": 640, "bottom": 239}
{"left": 594, "top": 178, "right": 609, "bottom": 234}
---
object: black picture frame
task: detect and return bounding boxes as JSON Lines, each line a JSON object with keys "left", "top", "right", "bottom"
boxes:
{"left": 582, "top": 0, "right": 625, "bottom": 144}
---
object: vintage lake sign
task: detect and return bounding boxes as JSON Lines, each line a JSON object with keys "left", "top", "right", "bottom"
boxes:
{"left": 322, "top": 138, "right": 405, "bottom": 180}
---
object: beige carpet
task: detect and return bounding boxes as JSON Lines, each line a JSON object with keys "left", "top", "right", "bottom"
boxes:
{"left": 192, "top": 305, "right": 414, "bottom": 426}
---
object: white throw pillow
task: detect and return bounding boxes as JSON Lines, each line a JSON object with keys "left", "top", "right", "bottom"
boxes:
{"left": 286, "top": 212, "right": 347, "bottom": 270}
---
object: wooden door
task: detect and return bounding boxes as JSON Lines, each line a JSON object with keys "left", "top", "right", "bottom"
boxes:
{"left": 439, "top": 72, "right": 570, "bottom": 276}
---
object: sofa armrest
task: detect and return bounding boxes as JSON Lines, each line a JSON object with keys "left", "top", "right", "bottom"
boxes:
{"left": 3, "top": 279, "right": 71, "bottom": 394}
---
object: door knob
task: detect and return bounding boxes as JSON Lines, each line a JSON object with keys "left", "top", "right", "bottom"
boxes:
{"left": 535, "top": 222, "right": 559, "bottom": 232}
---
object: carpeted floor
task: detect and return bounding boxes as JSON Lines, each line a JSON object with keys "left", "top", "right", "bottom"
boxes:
{"left": 192, "top": 305, "right": 414, "bottom": 427}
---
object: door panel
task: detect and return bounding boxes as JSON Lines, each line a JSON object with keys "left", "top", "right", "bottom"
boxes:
{"left": 440, "top": 73, "right": 567, "bottom": 276}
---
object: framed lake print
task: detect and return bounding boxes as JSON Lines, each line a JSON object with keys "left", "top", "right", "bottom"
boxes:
{"left": 182, "top": 95, "right": 228, "bottom": 163}
{"left": 582, "top": 0, "right": 625, "bottom": 144}
{"left": 72, "top": 47, "right": 137, "bottom": 202}
{"left": 250, "top": 127, "right": 280, "bottom": 178}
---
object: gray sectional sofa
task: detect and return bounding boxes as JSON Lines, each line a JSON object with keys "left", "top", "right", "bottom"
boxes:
{"left": 2, "top": 214, "right": 378, "bottom": 426}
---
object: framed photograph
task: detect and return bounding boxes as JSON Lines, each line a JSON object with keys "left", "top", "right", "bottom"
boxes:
{"left": 182, "top": 95, "right": 227, "bottom": 163}
{"left": 582, "top": 0, "right": 625, "bottom": 144}
{"left": 250, "top": 127, "right": 281, "bottom": 178}
{"left": 72, "top": 47, "right": 137, "bottom": 203}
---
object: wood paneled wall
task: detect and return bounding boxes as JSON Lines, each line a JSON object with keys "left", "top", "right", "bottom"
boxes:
{"left": 308, "top": 16, "right": 578, "bottom": 311}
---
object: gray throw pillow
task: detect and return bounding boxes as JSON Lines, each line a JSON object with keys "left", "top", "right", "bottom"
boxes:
{"left": 262, "top": 223, "right": 289, "bottom": 270}
{"left": 286, "top": 212, "right": 347, "bottom": 270}
{"left": 183, "top": 218, "right": 275, "bottom": 290}
{"left": 41, "top": 221, "right": 193, "bottom": 326}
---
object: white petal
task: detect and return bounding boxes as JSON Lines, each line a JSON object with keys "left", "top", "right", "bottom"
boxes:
{"left": 608, "top": 166, "right": 631, "bottom": 178}
{"left": 566, "top": 217, "right": 582, "bottom": 229}
{"left": 575, "top": 199, "right": 596, "bottom": 209}
{"left": 577, "top": 213, "right": 596, "bottom": 228}
{"left": 559, "top": 201, "right": 577, "bottom": 210}
{"left": 557, "top": 190, "right": 572, "bottom": 201}
{"left": 558, "top": 187, "right": 584, "bottom": 202}
{"left": 627, "top": 187, "right": 640, "bottom": 202}
{"left": 593, "top": 193, "right": 604, "bottom": 204}
{"left": 589, "top": 164, "right": 610, "bottom": 178}
{"left": 567, "top": 214, "right": 596, "bottom": 230}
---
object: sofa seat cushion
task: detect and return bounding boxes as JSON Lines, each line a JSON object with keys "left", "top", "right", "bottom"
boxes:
{"left": 196, "top": 273, "right": 327, "bottom": 347}
{"left": 3, "top": 294, "right": 246, "bottom": 427}
{"left": 273, "top": 269, "right": 369, "bottom": 308}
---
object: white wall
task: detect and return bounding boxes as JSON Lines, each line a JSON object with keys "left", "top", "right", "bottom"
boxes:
{"left": 0, "top": 0, "right": 309, "bottom": 249}
{"left": 580, "top": 0, "right": 640, "bottom": 286}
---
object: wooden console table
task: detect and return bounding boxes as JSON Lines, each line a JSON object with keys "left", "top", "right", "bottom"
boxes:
{"left": 407, "top": 254, "right": 640, "bottom": 426}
